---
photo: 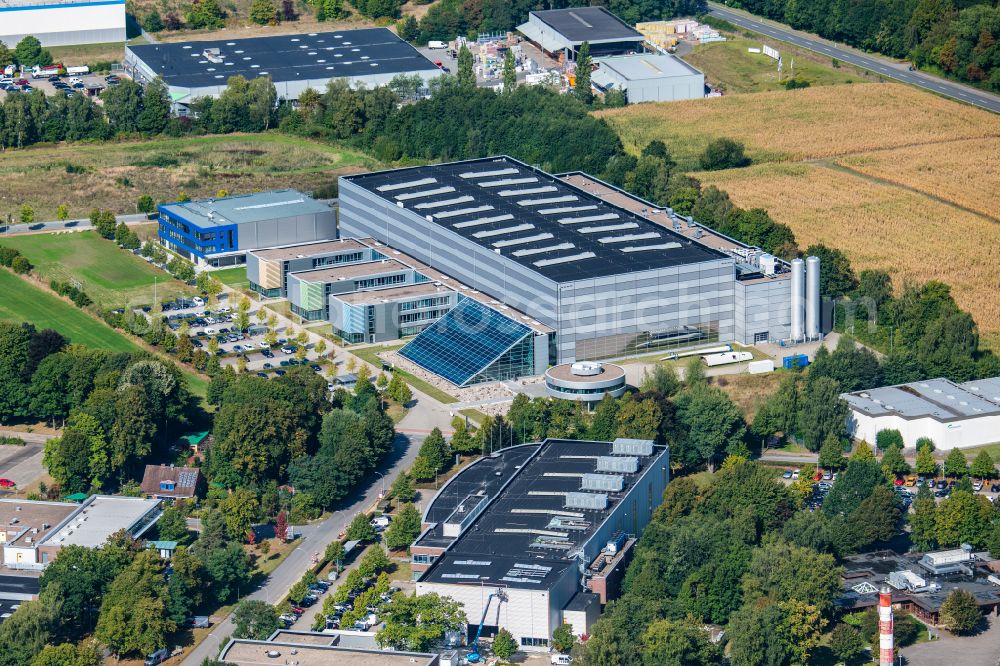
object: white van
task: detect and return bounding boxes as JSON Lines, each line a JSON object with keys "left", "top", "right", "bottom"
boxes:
{"left": 551, "top": 655, "right": 572, "bottom": 665}
{"left": 192, "top": 296, "right": 205, "bottom": 306}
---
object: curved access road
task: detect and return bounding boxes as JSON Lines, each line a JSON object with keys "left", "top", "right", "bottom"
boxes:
{"left": 707, "top": 2, "right": 1000, "bottom": 114}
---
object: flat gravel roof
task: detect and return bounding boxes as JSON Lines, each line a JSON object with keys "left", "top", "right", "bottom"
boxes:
{"left": 128, "top": 28, "right": 439, "bottom": 89}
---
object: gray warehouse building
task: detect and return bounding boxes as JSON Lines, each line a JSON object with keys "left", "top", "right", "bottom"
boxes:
{"left": 592, "top": 54, "right": 705, "bottom": 103}
{"left": 125, "top": 28, "right": 441, "bottom": 112}
{"left": 338, "top": 156, "right": 803, "bottom": 387}
{"left": 158, "top": 190, "right": 335, "bottom": 268}
{"left": 517, "top": 7, "right": 645, "bottom": 60}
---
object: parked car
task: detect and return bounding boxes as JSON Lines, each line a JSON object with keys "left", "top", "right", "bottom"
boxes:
{"left": 259, "top": 341, "right": 270, "bottom": 349}
{"left": 281, "top": 346, "right": 296, "bottom": 355}
{"left": 893, "top": 477, "right": 905, "bottom": 486}
{"left": 144, "top": 649, "right": 170, "bottom": 666}
{"left": 262, "top": 349, "right": 274, "bottom": 358}
{"left": 275, "top": 370, "right": 286, "bottom": 376}
{"left": 311, "top": 364, "right": 322, "bottom": 372}
{"left": 263, "top": 363, "right": 273, "bottom": 369}
{"left": 791, "top": 469, "right": 800, "bottom": 480}
{"left": 0, "top": 479, "right": 16, "bottom": 488}
{"left": 973, "top": 479, "right": 984, "bottom": 492}
{"left": 782, "top": 469, "right": 793, "bottom": 479}
{"left": 256, "top": 372, "right": 268, "bottom": 378}
{"left": 186, "top": 616, "right": 210, "bottom": 628}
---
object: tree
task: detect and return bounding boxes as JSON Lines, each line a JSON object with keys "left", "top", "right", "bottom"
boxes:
{"left": 639, "top": 618, "right": 721, "bottom": 666}
{"left": 275, "top": 510, "right": 288, "bottom": 541}
{"left": 675, "top": 385, "right": 747, "bottom": 468}
{"left": 385, "top": 502, "right": 421, "bottom": 551}
{"left": 916, "top": 444, "right": 938, "bottom": 477}
{"left": 944, "top": 448, "right": 969, "bottom": 477}
{"left": 376, "top": 592, "right": 467, "bottom": 652}
{"left": 19, "top": 204, "right": 34, "bottom": 225}
{"left": 797, "top": 377, "right": 848, "bottom": 451}
{"left": 552, "top": 623, "right": 576, "bottom": 654}
{"left": 683, "top": 356, "right": 706, "bottom": 386}
{"left": 493, "top": 628, "right": 518, "bottom": 660}
{"left": 137, "top": 78, "right": 171, "bottom": 135}
{"left": 55, "top": 204, "right": 69, "bottom": 221}
{"left": 699, "top": 137, "right": 750, "bottom": 170}
{"left": 457, "top": 45, "right": 475, "bottom": 88}
{"left": 30, "top": 642, "right": 101, "bottom": 666}
{"left": 345, "top": 513, "right": 377, "bottom": 542}
{"left": 910, "top": 484, "right": 937, "bottom": 551}
{"left": 94, "top": 551, "right": 174, "bottom": 657}
{"left": 779, "top": 599, "right": 826, "bottom": 665}
{"left": 250, "top": 0, "right": 278, "bottom": 24}
{"left": 824, "top": 459, "right": 885, "bottom": 518}
{"left": 939, "top": 589, "right": 981, "bottom": 634}
{"left": 727, "top": 600, "right": 790, "bottom": 666}
{"left": 876, "top": 428, "right": 904, "bottom": 450}
{"left": 818, "top": 435, "right": 846, "bottom": 470}
{"left": 829, "top": 623, "right": 865, "bottom": 662}
{"left": 358, "top": 545, "right": 391, "bottom": 578}
{"left": 390, "top": 472, "right": 416, "bottom": 503}
{"left": 232, "top": 600, "right": 280, "bottom": 640}
{"left": 970, "top": 450, "right": 996, "bottom": 479}
{"left": 11, "top": 255, "right": 32, "bottom": 274}
{"left": 397, "top": 15, "right": 419, "bottom": 42}
{"left": 852, "top": 440, "right": 876, "bottom": 461}
{"left": 325, "top": 540, "right": 346, "bottom": 569}
{"left": 220, "top": 488, "right": 259, "bottom": 541}
{"left": 502, "top": 49, "right": 516, "bottom": 92}
{"left": 742, "top": 539, "right": 843, "bottom": 616}
{"left": 574, "top": 42, "right": 593, "bottom": 104}
{"left": 14, "top": 36, "right": 50, "bottom": 66}
{"left": 157, "top": 505, "right": 192, "bottom": 544}
{"left": 850, "top": 484, "right": 900, "bottom": 548}
{"left": 142, "top": 10, "right": 164, "bottom": 32}
{"left": 881, "top": 445, "right": 911, "bottom": 478}
{"left": 188, "top": 0, "right": 225, "bottom": 28}
{"left": 641, "top": 364, "right": 681, "bottom": 396}
{"left": 418, "top": 427, "right": 450, "bottom": 473}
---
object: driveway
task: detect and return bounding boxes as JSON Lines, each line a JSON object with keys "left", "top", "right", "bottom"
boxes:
{"left": 0, "top": 437, "right": 50, "bottom": 489}
{"left": 901, "top": 615, "right": 1000, "bottom": 665}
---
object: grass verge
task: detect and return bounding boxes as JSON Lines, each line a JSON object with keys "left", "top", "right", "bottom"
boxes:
{"left": 212, "top": 266, "right": 250, "bottom": 289}
{"left": 350, "top": 345, "right": 458, "bottom": 404}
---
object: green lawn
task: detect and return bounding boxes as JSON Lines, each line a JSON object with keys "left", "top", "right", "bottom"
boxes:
{"left": 1, "top": 231, "right": 194, "bottom": 308}
{"left": 684, "top": 37, "right": 875, "bottom": 95}
{"left": 0, "top": 269, "right": 140, "bottom": 352}
{"left": 213, "top": 266, "right": 249, "bottom": 289}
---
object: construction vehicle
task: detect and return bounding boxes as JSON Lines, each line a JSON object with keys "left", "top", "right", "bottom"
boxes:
{"left": 466, "top": 590, "right": 506, "bottom": 664}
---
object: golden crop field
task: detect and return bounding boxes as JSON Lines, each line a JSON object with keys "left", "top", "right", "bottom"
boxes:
{"left": 696, "top": 162, "right": 1000, "bottom": 347}
{"left": 596, "top": 83, "right": 1000, "bottom": 169}
{"left": 836, "top": 137, "right": 1000, "bottom": 221}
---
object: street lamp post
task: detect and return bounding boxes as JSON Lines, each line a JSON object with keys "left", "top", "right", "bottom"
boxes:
{"left": 375, "top": 471, "right": 385, "bottom": 499}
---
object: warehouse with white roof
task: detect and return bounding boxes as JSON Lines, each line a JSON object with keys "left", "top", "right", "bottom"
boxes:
{"left": 842, "top": 376, "right": 1000, "bottom": 450}
{"left": 592, "top": 54, "right": 705, "bottom": 102}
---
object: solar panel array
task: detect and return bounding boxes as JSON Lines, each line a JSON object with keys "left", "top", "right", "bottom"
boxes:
{"left": 177, "top": 471, "right": 199, "bottom": 487}
{"left": 346, "top": 157, "right": 725, "bottom": 282}
{"left": 398, "top": 298, "right": 532, "bottom": 386}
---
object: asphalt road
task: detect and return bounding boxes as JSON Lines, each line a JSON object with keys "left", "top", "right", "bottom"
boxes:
{"left": 707, "top": 2, "right": 1000, "bottom": 114}
{"left": 0, "top": 213, "right": 152, "bottom": 236}
{"left": 180, "top": 430, "right": 424, "bottom": 665}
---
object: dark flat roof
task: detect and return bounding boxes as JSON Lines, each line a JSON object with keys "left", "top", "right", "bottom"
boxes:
{"left": 128, "top": 28, "right": 439, "bottom": 89}
{"left": 532, "top": 7, "right": 644, "bottom": 44}
{"left": 418, "top": 439, "right": 666, "bottom": 589}
{"left": 343, "top": 157, "right": 727, "bottom": 282}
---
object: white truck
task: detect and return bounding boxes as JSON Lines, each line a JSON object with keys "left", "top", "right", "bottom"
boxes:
{"left": 66, "top": 65, "right": 90, "bottom": 75}
{"left": 701, "top": 351, "right": 754, "bottom": 367}
{"left": 427, "top": 40, "right": 447, "bottom": 49}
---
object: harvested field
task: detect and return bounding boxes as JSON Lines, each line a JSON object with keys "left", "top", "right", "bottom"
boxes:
{"left": 836, "top": 137, "right": 1000, "bottom": 221}
{"left": 596, "top": 83, "right": 1000, "bottom": 170}
{"left": 714, "top": 371, "right": 783, "bottom": 421}
{"left": 696, "top": 162, "right": 1000, "bottom": 347}
{"left": 0, "top": 133, "right": 373, "bottom": 222}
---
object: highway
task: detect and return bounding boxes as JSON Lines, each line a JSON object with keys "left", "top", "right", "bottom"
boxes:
{"left": 707, "top": 2, "right": 1000, "bottom": 114}
{"left": 180, "top": 431, "right": 424, "bottom": 665}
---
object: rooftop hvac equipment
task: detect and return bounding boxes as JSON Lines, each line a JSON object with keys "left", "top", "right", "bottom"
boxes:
{"left": 202, "top": 48, "right": 224, "bottom": 63}
{"left": 805, "top": 255, "right": 820, "bottom": 339}
{"left": 759, "top": 253, "right": 776, "bottom": 276}
{"left": 596, "top": 456, "right": 639, "bottom": 473}
{"left": 612, "top": 438, "right": 654, "bottom": 456}
{"left": 581, "top": 473, "right": 624, "bottom": 492}
{"left": 571, "top": 361, "right": 602, "bottom": 376}
{"left": 565, "top": 492, "right": 608, "bottom": 510}
{"left": 790, "top": 258, "right": 805, "bottom": 341}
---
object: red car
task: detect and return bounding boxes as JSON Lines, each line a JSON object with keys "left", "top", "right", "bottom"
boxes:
{"left": 812, "top": 471, "right": 823, "bottom": 481}
{"left": 0, "top": 479, "right": 15, "bottom": 488}
{"left": 893, "top": 477, "right": 905, "bottom": 486}
{"left": 14, "top": 79, "right": 28, "bottom": 86}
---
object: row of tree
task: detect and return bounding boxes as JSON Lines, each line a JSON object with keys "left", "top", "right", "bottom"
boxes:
{"left": 731, "top": 0, "right": 1000, "bottom": 91}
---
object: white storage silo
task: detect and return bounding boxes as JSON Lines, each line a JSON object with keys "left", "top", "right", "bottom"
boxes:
{"left": 790, "top": 258, "right": 805, "bottom": 341}
{"left": 805, "top": 255, "right": 821, "bottom": 339}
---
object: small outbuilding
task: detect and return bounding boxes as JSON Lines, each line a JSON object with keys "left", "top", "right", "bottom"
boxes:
{"left": 592, "top": 54, "right": 704, "bottom": 103}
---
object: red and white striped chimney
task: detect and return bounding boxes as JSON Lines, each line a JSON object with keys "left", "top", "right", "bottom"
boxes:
{"left": 879, "top": 584, "right": 894, "bottom": 666}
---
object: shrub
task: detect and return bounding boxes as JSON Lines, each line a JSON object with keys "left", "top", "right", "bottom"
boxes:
{"left": 699, "top": 137, "right": 751, "bottom": 171}
{"left": 11, "top": 256, "right": 32, "bottom": 274}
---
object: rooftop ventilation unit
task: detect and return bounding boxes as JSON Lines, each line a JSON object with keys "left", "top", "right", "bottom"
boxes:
{"left": 612, "top": 438, "right": 654, "bottom": 456}
{"left": 202, "top": 48, "right": 224, "bottom": 63}
{"left": 571, "top": 361, "right": 602, "bottom": 376}
{"left": 581, "top": 473, "right": 624, "bottom": 492}
{"left": 596, "top": 456, "right": 639, "bottom": 473}
{"left": 565, "top": 492, "right": 608, "bottom": 510}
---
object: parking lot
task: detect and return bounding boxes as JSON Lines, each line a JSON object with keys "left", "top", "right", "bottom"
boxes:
{"left": 0, "top": 70, "right": 120, "bottom": 102}
{"left": 0, "top": 599, "right": 22, "bottom": 623}
{"left": 160, "top": 297, "right": 338, "bottom": 386}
